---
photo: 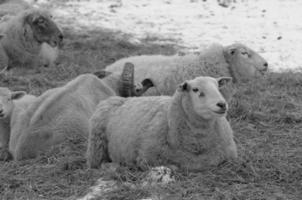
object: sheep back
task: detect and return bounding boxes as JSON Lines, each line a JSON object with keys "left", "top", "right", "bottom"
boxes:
{"left": 9, "top": 74, "right": 116, "bottom": 160}
{"left": 106, "top": 44, "right": 230, "bottom": 96}
{"left": 87, "top": 96, "right": 171, "bottom": 169}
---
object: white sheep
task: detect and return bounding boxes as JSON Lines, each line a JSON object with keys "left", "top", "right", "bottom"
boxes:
{"left": 87, "top": 76, "right": 237, "bottom": 171}
{"left": 9, "top": 64, "right": 153, "bottom": 160}
{"left": 0, "top": 88, "right": 36, "bottom": 161}
{"left": 0, "top": 6, "right": 63, "bottom": 71}
{"left": 105, "top": 43, "right": 268, "bottom": 96}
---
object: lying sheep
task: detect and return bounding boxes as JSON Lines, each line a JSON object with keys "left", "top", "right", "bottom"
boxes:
{"left": 0, "top": 88, "right": 36, "bottom": 161}
{"left": 87, "top": 76, "right": 237, "bottom": 171}
{"left": 9, "top": 64, "right": 153, "bottom": 160}
{"left": 105, "top": 43, "right": 268, "bottom": 96}
{"left": 0, "top": 7, "right": 63, "bottom": 71}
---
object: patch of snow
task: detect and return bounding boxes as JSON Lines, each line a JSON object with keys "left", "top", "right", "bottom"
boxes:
{"left": 37, "top": 0, "right": 302, "bottom": 72}
{"left": 77, "top": 178, "right": 117, "bottom": 200}
{"left": 142, "top": 166, "right": 175, "bottom": 187}
{"left": 78, "top": 166, "right": 175, "bottom": 200}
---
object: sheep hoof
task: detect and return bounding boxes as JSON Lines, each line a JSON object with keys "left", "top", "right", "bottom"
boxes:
{"left": 0, "top": 148, "right": 13, "bottom": 161}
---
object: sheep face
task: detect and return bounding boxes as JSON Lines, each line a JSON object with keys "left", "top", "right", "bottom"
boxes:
{"left": 25, "top": 10, "right": 63, "bottom": 48}
{"left": 179, "top": 76, "right": 232, "bottom": 120}
{"left": 224, "top": 43, "right": 268, "bottom": 81}
{"left": 0, "top": 88, "right": 26, "bottom": 119}
{"left": 133, "top": 78, "right": 154, "bottom": 96}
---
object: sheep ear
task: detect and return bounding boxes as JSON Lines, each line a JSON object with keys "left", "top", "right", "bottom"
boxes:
{"left": 24, "top": 12, "right": 35, "bottom": 24}
{"left": 228, "top": 47, "right": 237, "bottom": 55}
{"left": 141, "top": 78, "right": 154, "bottom": 88}
{"left": 224, "top": 44, "right": 238, "bottom": 56}
{"left": 93, "top": 70, "right": 112, "bottom": 79}
{"left": 178, "top": 81, "right": 189, "bottom": 91}
{"left": 11, "top": 91, "right": 26, "bottom": 100}
{"left": 217, "top": 77, "right": 232, "bottom": 88}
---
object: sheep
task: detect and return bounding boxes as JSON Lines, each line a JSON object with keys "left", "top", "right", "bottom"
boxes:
{"left": 105, "top": 43, "right": 268, "bottom": 96}
{"left": 0, "top": 88, "right": 36, "bottom": 161}
{"left": 0, "top": 0, "right": 59, "bottom": 67}
{"left": 87, "top": 76, "right": 237, "bottom": 171}
{"left": 0, "top": 6, "right": 63, "bottom": 71}
{"left": 8, "top": 63, "right": 154, "bottom": 160}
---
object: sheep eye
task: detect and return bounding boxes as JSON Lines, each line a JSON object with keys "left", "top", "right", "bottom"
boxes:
{"left": 241, "top": 51, "right": 249, "bottom": 56}
{"left": 192, "top": 88, "right": 199, "bottom": 92}
{"left": 199, "top": 92, "right": 205, "bottom": 97}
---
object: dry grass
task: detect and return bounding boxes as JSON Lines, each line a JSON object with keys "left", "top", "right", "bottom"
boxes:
{"left": 0, "top": 27, "right": 301, "bottom": 200}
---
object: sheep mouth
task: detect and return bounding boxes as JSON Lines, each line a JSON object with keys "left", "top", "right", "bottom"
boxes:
{"left": 213, "top": 110, "right": 226, "bottom": 115}
{"left": 0, "top": 114, "right": 5, "bottom": 118}
{"left": 256, "top": 67, "right": 268, "bottom": 75}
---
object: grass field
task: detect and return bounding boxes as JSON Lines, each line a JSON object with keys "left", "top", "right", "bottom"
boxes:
{"left": 0, "top": 27, "right": 301, "bottom": 200}
{"left": 0, "top": 1, "right": 302, "bottom": 199}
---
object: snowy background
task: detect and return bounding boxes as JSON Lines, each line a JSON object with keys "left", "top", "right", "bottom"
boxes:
{"left": 36, "top": 0, "right": 302, "bottom": 72}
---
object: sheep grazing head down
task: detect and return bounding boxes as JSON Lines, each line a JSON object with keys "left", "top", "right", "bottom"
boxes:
{"left": 179, "top": 76, "right": 232, "bottom": 120}
{"left": 0, "top": 88, "right": 26, "bottom": 119}
{"left": 24, "top": 10, "right": 63, "bottom": 48}
{"left": 224, "top": 43, "right": 268, "bottom": 82}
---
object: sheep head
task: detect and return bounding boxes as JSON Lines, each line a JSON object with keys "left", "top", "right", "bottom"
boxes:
{"left": 24, "top": 9, "right": 63, "bottom": 48}
{"left": 223, "top": 43, "right": 268, "bottom": 82}
{"left": 178, "top": 76, "right": 232, "bottom": 120}
{"left": 0, "top": 87, "right": 26, "bottom": 119}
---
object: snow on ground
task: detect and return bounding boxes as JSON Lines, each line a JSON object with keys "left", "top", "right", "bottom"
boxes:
{"left": 77, "top": 166, "right": 175, "bottom": 200}
{"left": 38, "top": 0, "right": 302, "bottom": 72}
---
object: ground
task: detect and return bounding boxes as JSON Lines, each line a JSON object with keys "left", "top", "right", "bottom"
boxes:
{"left": 0, "top": 0, "right": 302, "bottom": 200}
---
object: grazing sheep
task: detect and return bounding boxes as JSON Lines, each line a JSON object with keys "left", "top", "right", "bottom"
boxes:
{"left": 0, "top": 6, "right": 63, "bottom": 71}
{"left": 87, "top": 76, "right": 237, "bottom": 171}
{"left": 9, "top": 64, "right": 153, "bottom": 160}
{"left": 0, "top": 88, "right": 36, "bottom": 161}
{"left": 105, "top": 43, "right": 268, "bottom": 96}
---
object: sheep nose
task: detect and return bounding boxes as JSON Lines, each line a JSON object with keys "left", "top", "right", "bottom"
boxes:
{"left": 216, "top": 102, "right": 227, "bottom": 110}
{"left": 263, "top": 62, "right": 268, "bottom": 70}
{"left": 0, "top": 109, "right": 3, "bottom": 116}
{"left": 58, "top": 33, "right": 63, "bottom": 41}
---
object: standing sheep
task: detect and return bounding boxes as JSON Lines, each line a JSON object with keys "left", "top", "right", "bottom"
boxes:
{"left": 0, "top": 6, "right": 63, "bottom": 71}
{"left": 9, "top": 64, "right": 153, "bottom": 160}
{"left": 105, "top": 43, "right": 268, "bottom": 96}
{"left": 87, "top": 76, "right": 237, "bottom": 171}
{"left": 0, "top": 88, "right": 36, "bottom": 161}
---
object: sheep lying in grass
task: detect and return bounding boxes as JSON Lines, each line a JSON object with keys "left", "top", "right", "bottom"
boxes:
{"left": 8, "top": 64, "right": 153, "bottom": 160}
{"left": 0, "top": 7, "right": 63, "bottom": 71}
{"left": 0, "top": 88, "right": 36, "bottom": 161}
{"left": 87, "top": 76, "right": 237, "bottom": 171}
{"left": 105, "top": 43, "right": 268, "bottom": 96}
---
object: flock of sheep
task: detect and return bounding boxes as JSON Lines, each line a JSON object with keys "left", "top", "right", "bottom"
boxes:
{"left": 0, "top": 0, "right": 269, "bottom": 172}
